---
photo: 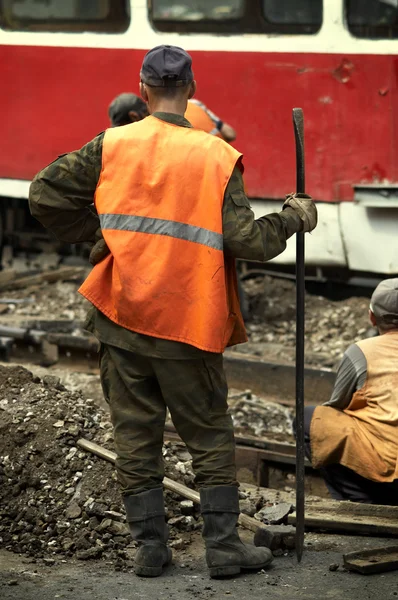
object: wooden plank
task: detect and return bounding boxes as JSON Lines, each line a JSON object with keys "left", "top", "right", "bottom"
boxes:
{"left": 343, "top": 546, "right": 398, "bottom": 574}
{"left": 303, "top": 500, "right": 398, "bottom": 519}
{"left": 289, "top": 500, "right": 398, "bottom": 536}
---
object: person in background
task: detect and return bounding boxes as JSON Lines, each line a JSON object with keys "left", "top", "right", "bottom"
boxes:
{"left": 29, "top": 45, "right": 317, "bottom": 579}
{"left": 299, "top": 278, "right": 398, "bottom": 505}
{"left": 108, "top": 92, "right": 148, "bottom": 127}
{"left": 185, "top": 98, "right": 236, "bottom": 142}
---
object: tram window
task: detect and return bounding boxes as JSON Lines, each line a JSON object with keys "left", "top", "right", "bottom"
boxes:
{"left": 151, "top": 0, "right": 322, "bottom": 34}
{"left": 346, "top": 0, "right": 398, "bottom": 38}
{"left": 0, "top": 0, "right": 130, "bottom": 32}
{"left": 263, "top": 1, "right": 322, "bottom": 28}
{"left": 151, "top": 1, "right": 244, "bottom": 22}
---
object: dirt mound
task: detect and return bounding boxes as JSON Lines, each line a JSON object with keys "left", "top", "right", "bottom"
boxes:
{"left": 0, "top": 366, "right": 200, "bottom": 563}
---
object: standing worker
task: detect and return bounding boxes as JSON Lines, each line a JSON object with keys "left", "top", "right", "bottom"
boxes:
{"left": 299, "top": 278, "right": 398, "bottom": 505}
{"left": 29, "top": 45, "right": 317, "bottom": 578}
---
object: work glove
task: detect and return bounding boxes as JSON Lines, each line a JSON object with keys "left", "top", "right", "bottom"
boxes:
{"left": 89, "top": 228, "right": 110, "bottom": 266}
{"left": 283, "top": 193, "right": 318, "bottom": 233}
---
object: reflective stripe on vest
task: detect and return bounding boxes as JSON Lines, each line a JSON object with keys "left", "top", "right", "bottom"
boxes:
{"left": 99, "top": 214, "right": 223, "bottom": 251}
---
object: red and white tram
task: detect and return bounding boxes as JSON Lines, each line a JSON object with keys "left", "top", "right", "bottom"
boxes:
{"left": 0, "top": 0, "right": 397, "bottom": 275}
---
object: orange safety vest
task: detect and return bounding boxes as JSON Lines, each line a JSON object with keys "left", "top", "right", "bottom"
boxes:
{"left": 310, "top": 331, "right": 398, "bottom": 483}
{"left": 79, "top": 115, "right": 247, "bottom": 353}
{"left": 185, "top": 101, "right": 222, "bottom": 138}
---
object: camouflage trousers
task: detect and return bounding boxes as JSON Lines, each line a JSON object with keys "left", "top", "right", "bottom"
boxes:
{"left": 99, "top": 344, "right": 237, "bottom": 495}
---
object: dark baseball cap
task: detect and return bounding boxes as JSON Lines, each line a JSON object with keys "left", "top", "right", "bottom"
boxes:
{"left": 108, "top": 93, "right": 147, "bottom": 126}
{"left": 370, "top": 278, "right": 398, "bottom": 325}
{"left": 140, "top": 45, "right": 194, "bottom": 87}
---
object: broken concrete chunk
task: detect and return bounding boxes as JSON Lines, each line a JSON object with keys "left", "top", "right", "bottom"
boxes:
{"left": 108, "top": 521, "right": 130, "bottom": 537}
{"left": 254, "top": 524, "right": 296, "bottom": 552}
{"left": 240, "top": 500, "right": 256, "bottom": 518}
{"left": 65, "top": 501, "right": 81, "bottom": 520}
{"left": 104, "top": 510, "right": 125, "bottom": 522}
{"left": 180, "top": 500, "right": 194, "bottom": 516}
{"left": 256, "top": 503, "right": 293, "bottom": 525}
{"left": 85, "top": 502, "right": 107, "bottom": 519}
{"left": 168, "top": 515, "right": 195, "bottom": 531}
{"left": 170, "top": 538, "right": 184, "bottom": 550}
{"left": 97, "top": 518, "right": 112, "bottom": 533}
{"left": 76, "top": 546, "right": 102, "bottom": 560}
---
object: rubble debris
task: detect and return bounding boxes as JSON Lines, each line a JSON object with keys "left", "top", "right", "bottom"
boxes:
{"left": 180, "top": 500, "right": 194, "bottom": 515}
{"left": 0, "top": 274, "right": 375, "bottom": 372}
{"left": 255, "top": 503, "right": 293, "bottom": 525}
{"left": 0, "top": 365, "right": 202, "bottom": 563}
{"left": 0, "top": 362, "right": 300, "bottom": 566}
{"left": 229, "top": 391, "right": 293, "bottom": 437}
{"left": 0, "top": 280, "right": 89, "bottom": 326}
{"left": 253, "top": 524, "right": 296, "bottom": 552}
{"left": 242, "top": 275, "right": 373, "bottom": 368}
{"left": 78, "top": 438, "right": 295, "bottom": 542}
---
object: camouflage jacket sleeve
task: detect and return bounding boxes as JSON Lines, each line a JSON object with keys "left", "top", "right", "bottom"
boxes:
{"left": 29, "top": 133, "right": 104, "bottom": 244}
{"left": 222, "top": 166, "right": 303, "bottom": 261}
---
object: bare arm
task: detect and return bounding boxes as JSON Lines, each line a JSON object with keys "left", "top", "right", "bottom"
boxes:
{"left": 220, "top": 122, "right": 237, "bottom": 143}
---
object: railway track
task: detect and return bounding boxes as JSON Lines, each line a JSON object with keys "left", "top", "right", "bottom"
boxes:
{"left": 1, "top": 320, "right": 333, "bottom": 497}
{"left": 0, "top": 321, "right": 335, "bottom": 403}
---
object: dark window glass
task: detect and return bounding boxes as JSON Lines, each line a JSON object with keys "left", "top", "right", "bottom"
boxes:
{"left": 263, "top": 0, "right": 322, "bottom": 26}
{"left": 346, "top": 0, "right": 398, "bottom": 38}
{"left": 0, "top": 0, "right": 130, "bottom": 32}
{"left": 151, "top": 0, "right": 322, "bottom": 34}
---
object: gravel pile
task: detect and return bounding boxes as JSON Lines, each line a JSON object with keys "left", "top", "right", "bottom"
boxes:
{"left": 243, "top": 276, "right": 373, "bottom": 368}
{"left": 0, "top": 365, "right": 201, "bottom": 563}
{"left": 3, "top": 281, "right": 89, "bottom": 325}
{"left": 229, "top": 390, "right": 293, "bottom": 438}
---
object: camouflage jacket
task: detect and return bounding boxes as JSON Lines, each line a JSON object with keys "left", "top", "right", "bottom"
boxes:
{"left": 29, "top": 112, "right": 302, "bottom": 358}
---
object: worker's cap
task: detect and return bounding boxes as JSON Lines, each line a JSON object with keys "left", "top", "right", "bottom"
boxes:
{"left": 370, "top": 278, "right": 398, "bottom": 325}
{"left": 140, "top": 45, "right": 194, "bottom": 87}
{"left": 108, "top": 93, "right": 147, "bottom": 126}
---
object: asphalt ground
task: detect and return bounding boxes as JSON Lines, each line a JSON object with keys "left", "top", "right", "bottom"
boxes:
{"left": 1, "top": 531, "right": 397, "bottom": 600}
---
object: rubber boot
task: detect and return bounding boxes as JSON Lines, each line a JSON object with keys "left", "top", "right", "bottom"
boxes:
{"left": 200, "top": 486, "right": 273, "bottom": 578}
{"left": 123, "top": 488, "right": 172, "bottom": 577}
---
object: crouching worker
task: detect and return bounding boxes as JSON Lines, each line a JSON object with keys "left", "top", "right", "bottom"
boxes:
{"left": 300, "top": 278, "right": 398, "bottom": 505}
{"left": 29, "top": 44, "right": 317, "bottom": 578}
